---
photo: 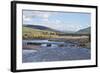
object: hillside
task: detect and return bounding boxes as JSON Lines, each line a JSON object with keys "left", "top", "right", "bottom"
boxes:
{"left": 76, "top": 27, "right": 91, "bottom": 34}
{"left": 23, "top": 24, "right": 58, "bottom": 32}
{"left": 22, "top": 26, "right": 58, "bottom": 39}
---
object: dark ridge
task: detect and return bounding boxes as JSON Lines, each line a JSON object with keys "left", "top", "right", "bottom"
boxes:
{"left": 23, "top": 24, "right": 54, "bottom": 30}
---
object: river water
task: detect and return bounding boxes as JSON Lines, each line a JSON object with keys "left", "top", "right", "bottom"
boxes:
{"left": 22, "top": 40, "right": 91, "bottom": 63}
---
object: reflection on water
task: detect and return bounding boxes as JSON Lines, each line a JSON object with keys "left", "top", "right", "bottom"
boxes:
{"left": 22, "top": 40, "right": 91, "bottom": 63}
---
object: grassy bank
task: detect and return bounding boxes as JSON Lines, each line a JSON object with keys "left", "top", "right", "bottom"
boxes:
{"left": 22, "top": 26, "right": 91, "bottom": 49}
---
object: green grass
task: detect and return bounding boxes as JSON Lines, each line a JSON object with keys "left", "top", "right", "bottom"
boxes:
{"left": 22, "top": 26, "right": 58, "bottom": 39}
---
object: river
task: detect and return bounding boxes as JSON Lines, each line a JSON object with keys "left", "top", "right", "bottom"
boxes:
{"left": 22, "top": 40, "right": 91, "bottom": 63}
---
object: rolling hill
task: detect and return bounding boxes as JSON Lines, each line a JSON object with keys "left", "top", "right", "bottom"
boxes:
{"left": 22, "top": 25, "right": 59, "bottom": 39}
{"left": 22, "top": 24, "right": 91, "bottom": 40}
{"left": 23, "top": 24, "right": 58, "bottom": 32}
{"left": 76, "top": 27, "right": 91, "bottom": 34}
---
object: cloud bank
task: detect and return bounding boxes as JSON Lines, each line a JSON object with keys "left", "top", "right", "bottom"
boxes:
{"left": 23, "top": 10, "right": 90, "bottom": 32}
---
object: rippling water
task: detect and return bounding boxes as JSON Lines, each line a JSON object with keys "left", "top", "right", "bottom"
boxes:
{"left": 22, "top": 47, "right": 90, "bottom": 63}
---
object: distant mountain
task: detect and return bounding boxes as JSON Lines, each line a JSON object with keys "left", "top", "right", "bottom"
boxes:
{"left": 76, "top": 27, "right": 91, "bottom": 34}
{"left": 23, "top": 24, "right": 91, "bottom": 35}
{"left": 23, "top": 24, "right": 58, "bottom": 32}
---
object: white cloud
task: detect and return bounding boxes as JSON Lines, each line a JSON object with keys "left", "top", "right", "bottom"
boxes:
{"left": 47, "top": 19, "right": 81, "bottom": 32}
{"left": 42, "top": 13, "right": 50, "bottom": 19}
{"left": 51, "top": 23, "right": 81, "bottom": 32}
{"left": 23, "top": 15, "right": 32, "bottom": 21}
{"left": 23, "top": 10, "right": 53, "bottom": 22}
{"left": 62, "top": 23, "right": 82, "bottom": 32}
{"left": 35, "top": 19, "right": 82, "bottom": 32}
{"left": 23, "top": 10, "right": 88, "bottom": 32}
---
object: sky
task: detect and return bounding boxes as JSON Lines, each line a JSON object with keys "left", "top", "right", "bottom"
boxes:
{"left": 23, "top": 10, "right": 91, "bottom": 32}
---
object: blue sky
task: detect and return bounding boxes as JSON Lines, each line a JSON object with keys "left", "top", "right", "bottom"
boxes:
{"left": 23, "top": 10, "right": 91, "bottom": 32}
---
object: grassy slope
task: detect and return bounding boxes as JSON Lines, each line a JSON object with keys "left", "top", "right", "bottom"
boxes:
{"left": 76, "top": 27, "right": 90, "bottom": 34}
{"left": 22, "top": 26, "right": 90, "bottom": 48}
{"left": 22, "top": 26, "right": 58, "bottom": 39}
{"left": 22, "top": 26, "right": 57, "bottom": 34}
